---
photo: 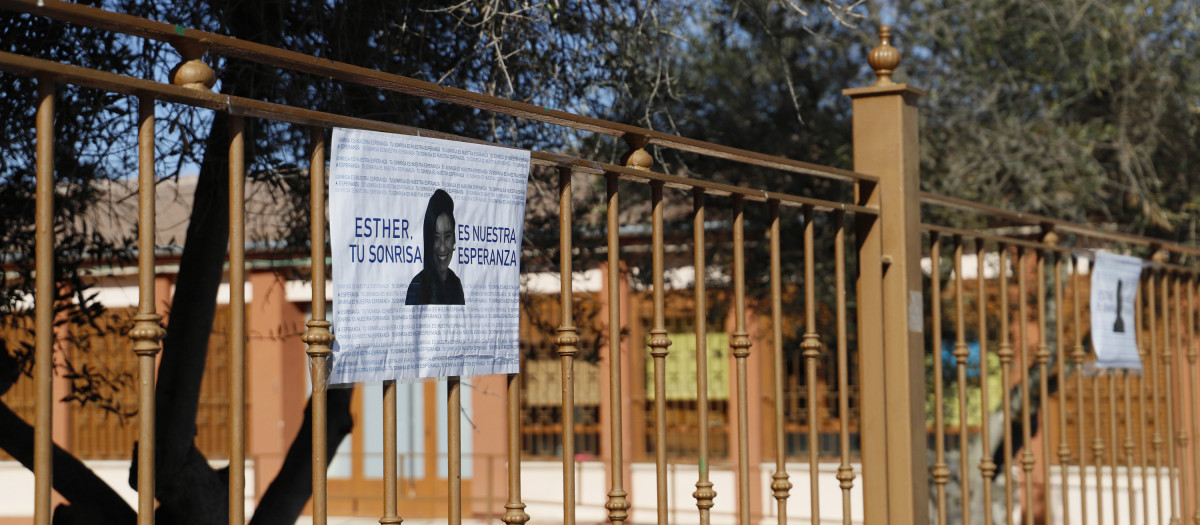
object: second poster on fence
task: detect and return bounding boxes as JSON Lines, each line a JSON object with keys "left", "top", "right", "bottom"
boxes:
{"left": 328, "top": 128, "right": 530, "bottom": 384}
{"left": 1090, "top": 251, "right": 1143, "bottom": 370}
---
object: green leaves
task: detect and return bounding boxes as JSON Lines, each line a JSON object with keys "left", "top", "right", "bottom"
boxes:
{"left": 906, "top": 0, "right": 1200, "bottom": 237}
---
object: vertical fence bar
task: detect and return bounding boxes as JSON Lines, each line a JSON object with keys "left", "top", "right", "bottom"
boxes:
{"left": 502, "top": 371, "right": 529, "bottom": 524}
{"left": 1071, "top": 255, "right": 1088, "bottom": 525}
{"left": 1017, "top": 247, "right": 1035, "bottom": 525}
{"left": 834, "top": 211, "right": 853, "bottom": 525}
{"left": 604, "top": 172, "right": 629, "bottom": 524}
{"left": 799, "top": 205, "right": 821, "bottom": 525}
{"left": 381, "top": 380, "right": 400, "bottom": 525}
{"left": 448, "top": 376, "right": 462, "bottom": 525}
{"left": 1107, "top": 368, "right": 1119, "bottom": 522}
{"left": 693, "top": 190, "right": 712, "bottom": 520}
{"left": 977, "top": 240, "right": 995, "bottom": 525}
{"left": 302, "top": 126, "right": 332, "bottom": 525}
{"left": 998, "top": 244, "right": 1015, "bottom": 525}
{"left": 1185, "top": 276, "right": 1195, "bottom": 525}
{"left": 33, "top": 76, "right": 55, "bottom": 525}
{"left": 1143, "top": 274, "right": 1155, "bottom": 525}
{"left": 1035, "top": 235, "right": 1053, "bottom": 521}
{"left": 769, "top": 200, "right": 790, "bottom": 524}
{"left": 953, "top": 236, "right": 971, "bottom": 525}
{"left": 228, "top": 115, "right": 246, "bottom": 525}
{"left": 132, "top": 95, "right": 166, "bottom": 524}
{"left": 732, "top": 195, "right": 753, "bottom": 525}
{"left": 930, "top": 232, "right": 949, "bottom": 525}
{"left": 692, "top": 190, "right": 714, "bottom": 521}
{"left": 648, "top": 180, "right": 671, "bottom": 525}
{"left": 1126, "top": 369, "right": 1137, "bottom": 525}
{"left": 1182, "top": 278, "right": 1191, "bottom": 519}
{"left": 1155, "top": 257, "right": 1168, "bottom": 524}
{"left": 1168, "top": 274, "right": 1182, "bottom": 525}
{"left": 1130, "top": 274, "right": 1144, "bottom": 525}
{"left": 1092, "top": 337, "right": 1105, "bottom": 525}
{"left": 556, "top": 166, "right": 578, "bottom": 525}
{"left": 1053, "top": 243, "right": 1070, "bottom": 525}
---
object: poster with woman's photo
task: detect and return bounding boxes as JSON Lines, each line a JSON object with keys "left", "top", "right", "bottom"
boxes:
{"left": 327, "top": 128, "right": 529, "bottom": 384}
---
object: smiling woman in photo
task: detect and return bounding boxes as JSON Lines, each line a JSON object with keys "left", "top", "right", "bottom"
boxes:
{"left": 405, "top": 189, "right": 465, "bottom": 305}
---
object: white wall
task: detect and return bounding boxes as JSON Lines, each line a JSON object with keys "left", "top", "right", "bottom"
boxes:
{"left": 519, "top": 461, "right": 866, "bottom": 525}
{"left": 3, "top": 459, "right": 1179, "bottom": 523}
{"left": 0, "top": 460, "right": 255, "bottom": 518}
{"left": 515, "top": 462, "right": 1180, "bottom": 524}
{"left": 1050, "top": 465, "right": 1178, "bottom": 525}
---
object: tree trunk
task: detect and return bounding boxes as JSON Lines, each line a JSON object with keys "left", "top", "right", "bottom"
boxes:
{"left": 249, "top": 387, "right": 354, "bottom": 525}
{"left": 143, "top": 110, "right": 233, "bottom": 524}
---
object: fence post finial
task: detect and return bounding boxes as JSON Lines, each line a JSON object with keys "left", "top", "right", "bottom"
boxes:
{"left": 1041, "top": 228, "right": 1059, "bottom": 247}
{"left": 620, "top": 134, "right": 653, "bottom": 171}
{"left": 169, "top": 40, "right": 216, "bottom": 91}
{"left": 868, "top": 26, "right": 901, "bottom": 87}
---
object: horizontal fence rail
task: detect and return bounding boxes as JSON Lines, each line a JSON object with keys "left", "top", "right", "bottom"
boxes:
{"left": 3, "top": 3, "right": 1199, "bottom": 525}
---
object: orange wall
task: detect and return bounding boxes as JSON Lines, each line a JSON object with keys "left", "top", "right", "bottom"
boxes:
{"left": 247, "top": 271, "right": 309, "bottom": 500}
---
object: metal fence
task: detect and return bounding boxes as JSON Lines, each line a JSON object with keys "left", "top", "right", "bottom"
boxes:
{"left": 917, "top": 211, "right": 1200, "bottom": 525}
{"left": 3, "top": 2, "right": 1199, "bottom": 525}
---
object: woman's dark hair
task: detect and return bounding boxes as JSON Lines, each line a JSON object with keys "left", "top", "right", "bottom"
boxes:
{"left": 418, "top": 189, "right": 455, "bottom": 303}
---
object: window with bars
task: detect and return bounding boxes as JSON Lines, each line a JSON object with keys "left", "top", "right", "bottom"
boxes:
{"left": 517, "top": 293, "right": 604, "bottom": 459}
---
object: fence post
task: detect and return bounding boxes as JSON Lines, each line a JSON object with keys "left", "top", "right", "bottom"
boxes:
{"left": 844, "top": 26, "right": 928, "bottom": 525}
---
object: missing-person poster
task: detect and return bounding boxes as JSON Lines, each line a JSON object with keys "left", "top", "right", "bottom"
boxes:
{"left": 1090, "top": 251, "right": 1143, "bottom": 369}
{"left": 328, "top": 128, "right": 529, "bottom": 384}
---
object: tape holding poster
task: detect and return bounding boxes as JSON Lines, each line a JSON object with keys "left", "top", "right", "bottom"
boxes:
{"left": 327, "top": 128, "right": 530, "bottom": 384}
{"left": 1089, "top": 251, "right": 1143, "bottom": 369}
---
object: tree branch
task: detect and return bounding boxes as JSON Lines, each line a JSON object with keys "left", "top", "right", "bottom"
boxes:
{"left": 248, "top": 387, "right": 354, "bottom": 525}
{"left": 0, "top": 400, "right": 135, "bottom": 524}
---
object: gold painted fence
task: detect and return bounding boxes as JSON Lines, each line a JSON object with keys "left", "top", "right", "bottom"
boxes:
{"left": 3, "top": 2, "right": 1199, "bottom": 525}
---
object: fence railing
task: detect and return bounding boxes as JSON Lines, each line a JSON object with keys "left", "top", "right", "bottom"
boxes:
{"left": 3, "top": 2, "right": 1198, "bottom": 525}
{"left": 917, "top": 210, "right": 1200, "bottom": 525}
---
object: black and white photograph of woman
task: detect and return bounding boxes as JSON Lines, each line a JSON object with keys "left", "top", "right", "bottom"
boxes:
{"left": 405, "top": 189, "right": 466, "bottom": 305}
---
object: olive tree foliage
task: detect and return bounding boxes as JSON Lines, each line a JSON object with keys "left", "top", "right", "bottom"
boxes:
{"left": 0, "top": 0, "right": 166, "bottom": 424}
{"left": 901, "top": 0, "right": 1200, "bottom": 240}
{"left": 896, "top": 4, "right": 1200, "bottom": 523}
{"left": 570, "top": 0, "right": 876, "bottom": 243}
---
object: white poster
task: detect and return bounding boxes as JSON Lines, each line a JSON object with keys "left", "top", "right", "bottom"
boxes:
{"left": 328, "top": 128, "right": 530, "bottom": 384}
{"left": 1090, "top": 252, "right": 1143, "bottom": 369}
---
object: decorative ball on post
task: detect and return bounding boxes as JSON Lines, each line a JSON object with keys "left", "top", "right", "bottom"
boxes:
{"left": 693, "top": 480, "right": 717, "bottom": 510}
{"left": 773, "top": 470, "right": 795, "bottom": 498}
{"left": 604, "top": 490, "right": 631, "bottom": 523}
{"left": 501, "top": 502, "right": 530, "bottom": 525}
{"left": 800, "top": 333, "right": 821, "bottom": 360}
{"left": 868, "top": 26, "right": 902, "bottom": 87}
{"left": 302, "top": 319, "right": 335, "bottom": 354}
{"left": 1151, "top": 248, "right": 1168, "bottom": 265}
{"left": 620, "top": 134, "right": 653, "bottom": 171}
{"left": 130, "top": 312, "right": 166, "bottom": 357}
{"left": 1041, "top": 229, "right": 1059, "bottom": 248}
{"left": 169, "top": 40, "right": 216, "bottom": 91}
{"left": 555, "top": 326, "right": 579, "bottom": 358}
